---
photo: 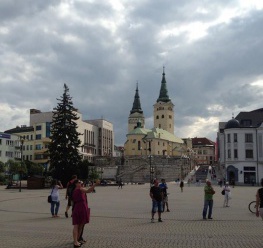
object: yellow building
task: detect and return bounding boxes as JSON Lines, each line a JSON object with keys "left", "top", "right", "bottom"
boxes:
{"left": 124, "top": 69, "right": 184, "bottom": 156}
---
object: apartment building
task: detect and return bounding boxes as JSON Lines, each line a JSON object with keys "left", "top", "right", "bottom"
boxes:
{"left": 218, "top": 108, "right": 263, "bottom": 185}
{"left": 191, "top": 137, "right": 215, "bottom": 165}
{"left": 0, "top": 132, "right": 21, "bottom": 163}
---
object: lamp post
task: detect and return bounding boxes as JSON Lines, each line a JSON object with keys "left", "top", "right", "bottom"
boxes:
{"left": 19, "top": 137, "right": 24, "bottom": 192}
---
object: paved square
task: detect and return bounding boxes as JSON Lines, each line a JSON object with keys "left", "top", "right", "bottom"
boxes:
{"left": 0, "top": 183, "right": 262, "bottom": 248}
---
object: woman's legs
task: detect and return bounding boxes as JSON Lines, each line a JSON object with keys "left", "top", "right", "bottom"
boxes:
{"left": 50, "top": 202, "right": 55, "bottom": 217}
{"left": 78, "top": 224, "right": 85, "bottom": 241}
{"left": 73, "top": 225, "right": 81, "bottom": 246}
{"left": 54, "top": 201, "right": 60, "bottom": 216}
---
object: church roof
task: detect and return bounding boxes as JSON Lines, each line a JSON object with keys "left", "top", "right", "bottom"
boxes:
{"left": 145, "top": 128, "right": 183, "bottom": 143}
{"left": 130, "top": 83, "right": 143, "bottom": 114}
{"left": 157, "top": 68, "right": 171, "bottom": 103}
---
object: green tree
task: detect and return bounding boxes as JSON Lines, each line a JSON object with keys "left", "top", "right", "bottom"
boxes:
{"left": 48, "top": 84, "right": 82, "bottom": 185}
{"left": 0, "top": 161, "right": 5, "bottom": 173}
{"left": 6, "top": 159, "right": 27, "bottom": 176}
{"left": 78, "top": 159, "right": 94, "bottom": 180}
{"left": 25, "top": 161, "right": 44, "bottom": 176}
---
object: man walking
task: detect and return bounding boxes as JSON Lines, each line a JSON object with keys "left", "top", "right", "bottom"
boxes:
{"left": 150, "top": 179, "right": 163, "bottom": 223}
{"left": 202, "top": 180, "right": 215, "bottom": 220}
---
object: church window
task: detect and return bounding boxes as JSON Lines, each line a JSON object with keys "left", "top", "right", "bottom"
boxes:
{"left": 156, "top": 116, "right": 159, "bottom": 119}
{"left": 169, "top": 115, "right": 172, "bottom": 119}
{"left": 162, "top": 115, "right": 164, "bottom": 118}
{"left": 132, "top": 139, "right": 136, "bottom": 143}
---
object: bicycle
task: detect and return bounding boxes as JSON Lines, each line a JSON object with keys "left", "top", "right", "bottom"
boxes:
{"left": 248, "top": 201, "right": 257, "bottom": 213}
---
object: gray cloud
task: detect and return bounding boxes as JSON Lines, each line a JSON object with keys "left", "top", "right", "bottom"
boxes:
{"left": 1, "top": 0, "right": 263, "bottom": 145}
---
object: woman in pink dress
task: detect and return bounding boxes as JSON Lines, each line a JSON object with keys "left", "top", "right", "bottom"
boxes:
{"left": 71, "top": 179, "right": 98, "bottom": 247}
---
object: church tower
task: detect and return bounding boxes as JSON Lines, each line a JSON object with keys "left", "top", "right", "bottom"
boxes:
{"left": 153, "top": 68, "right": 174, "bottom": 134}
{"left": 128, "top": 83, "right": 145, "bottom": 132}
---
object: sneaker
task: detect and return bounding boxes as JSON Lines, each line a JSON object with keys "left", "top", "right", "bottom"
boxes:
{"left": 167, "top": 209, "right": 170, "bottom": 212}
{"left": 208, "top": 217, "right": 213, "bottom": 219}
{"left": 158, "top": 218, "right": 163, "bottom": 222}
{"left": 151, "top": 218, "right": 154, "bottom": 223}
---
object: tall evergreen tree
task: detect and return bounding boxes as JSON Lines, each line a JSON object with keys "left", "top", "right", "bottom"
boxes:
{"left": 49, "top": 84, "right": 82, "bottom": 185}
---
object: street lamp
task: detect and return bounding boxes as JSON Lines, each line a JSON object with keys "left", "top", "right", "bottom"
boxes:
{"left": 20, "top": 137, "right": 24, "bottom": 192}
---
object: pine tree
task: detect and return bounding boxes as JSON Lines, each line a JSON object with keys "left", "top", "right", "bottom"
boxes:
{"left": 49, "top": 84, "right": 82, "bottom": 185}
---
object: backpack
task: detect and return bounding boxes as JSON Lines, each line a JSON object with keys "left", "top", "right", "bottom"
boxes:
{"left": 67, "top": 182, "right": 75, "bottom": 199}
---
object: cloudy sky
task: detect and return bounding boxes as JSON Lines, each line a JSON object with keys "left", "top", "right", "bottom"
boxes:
{"left": 1, "top": 0, "right": 263, "bottom": 145}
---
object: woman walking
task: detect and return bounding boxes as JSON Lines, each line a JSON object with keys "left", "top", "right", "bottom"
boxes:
{"left": 50, "top": 179, "right": 63, "bottom": 218}
{"left": 223, "top": 182, "right": 231, "bottom": 207}
{"left": 71, "top": 179, "right": 98, "bottom": 247}
{"left": 256, "top": 178, "right": 263, "bottom": 220}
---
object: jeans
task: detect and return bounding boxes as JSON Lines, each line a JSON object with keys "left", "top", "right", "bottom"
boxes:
{"left": 51, "top": 201, "right": 60, "bottom": 216}
{"left": 152, "top": 200, "right": 163, "bottom": 213}
{"left": 202, "top": 199, "right": 213, "bottom": 218}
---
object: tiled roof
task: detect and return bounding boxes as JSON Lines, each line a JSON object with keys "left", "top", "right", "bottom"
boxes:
{"left": 235, "top": 108, "right": 263, "bottom": 127}
{"left": 192, "top": 137, "right": 215, "bottom": 146}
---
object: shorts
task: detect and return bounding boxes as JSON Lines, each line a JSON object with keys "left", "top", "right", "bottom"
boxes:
{"left": 67, "top": 198, "right": 72, "bottom": 207}
{"left": 152, "top": 200, "right": 163, "bottom": 213}
{"left": 163, "top": 196, "right": 168, "bottom": 203}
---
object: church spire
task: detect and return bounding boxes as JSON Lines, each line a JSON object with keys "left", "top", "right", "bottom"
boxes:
{"left": 157, "top": 67, "right": 170, "bottom": 103}
{"left": 130, "top": 82, "right": 143, "bottom": 114}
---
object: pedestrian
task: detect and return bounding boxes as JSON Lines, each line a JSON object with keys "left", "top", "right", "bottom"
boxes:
{"left": 50, "top": 179, "right": 63, "bottom": 218}
{"left": 202, "top": 180, "right": 215, "bottom": 220}
{"left": 159, "top": 179, "right": 170, "bottom": 212}
{"left": 256, "top": 178, "right": 263, "bottom": 220}
{"left": 65, "top": 175, "right": 77, "bottom": 218}
{"left": 180, "top": 180, "right": 184, "bottom": 192}
{"left": 71, "top": 179, "right": 99, "bottom": 247}
{"left": 150, "top": 179, "right": 163, "bottom": 223}
{"left": 223, "top": 182, "right": 231, "bottom": 207}
{"left": 118, "top": 179, "right": 123, "bottom": 189}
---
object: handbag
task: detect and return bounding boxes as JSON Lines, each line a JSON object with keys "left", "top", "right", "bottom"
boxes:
{"left": 48, "top": 188, "right": 54, "bottom": 203}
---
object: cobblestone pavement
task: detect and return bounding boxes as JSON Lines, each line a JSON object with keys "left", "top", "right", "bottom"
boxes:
{"left": 0, "top": 183, "right": 262, "bottom": 248}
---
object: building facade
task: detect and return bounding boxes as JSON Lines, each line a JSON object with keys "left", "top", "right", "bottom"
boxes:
{"left": 218, "top": 109, "right": 263, "bottom": 185}
{"left": 4, "top": 108, "right": 114, "bottom": 166}
{"left": 191, "top": 137, "right": 215, "bottom": 165}
{"left": 0, "top": 132, "right": 21, "bottom": 163}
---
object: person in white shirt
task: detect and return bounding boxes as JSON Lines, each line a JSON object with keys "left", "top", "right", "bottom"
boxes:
{"left": 50, "top": 179, "right": 63, "bottom": 217}
{"left": 223, "top": 182, "right": 231, "bottom": 207}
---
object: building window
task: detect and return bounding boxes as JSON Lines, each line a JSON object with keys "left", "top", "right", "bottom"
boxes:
{"left": 162, "top": 115, "right": 164, "bottom": 118}
{"left": 234, "top": 133, "right": 237, "bottom": 142}
{"left": 245, "top": 149, "right": 253, "bottom": 158}
{"left": 169, "top": 115, "right": 172, "bottom": 119}
{"left": 227, "top": 134, "right": 231, "bottom": 143}
{"left": 36, "top": 144, "right": 42, "bottom": 150}
{"left": 245, "top": 133, "right": 253, "bottom": 143}
{"left": 159, "top": 124, "right": 161, "bottom": 128}
{"left": 36, "top": 134, "right": 41, "bottom": 140}
{"left": 36, "top": 125, "right": 42, "bottom": 131}
{"left": 234, "top": 149, "right": 238, "bottom": 158}
{"left": 156, "top": 116, "right": 159, "bottom": 119}
{"left": 227, "top": 149, "right": 231, "bottom": 159}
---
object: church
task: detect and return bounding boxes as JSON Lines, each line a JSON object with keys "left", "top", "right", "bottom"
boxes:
{"left": 124, "top": 69, "right": 186, "bottom": 157}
